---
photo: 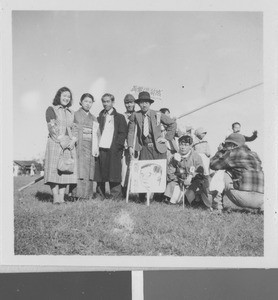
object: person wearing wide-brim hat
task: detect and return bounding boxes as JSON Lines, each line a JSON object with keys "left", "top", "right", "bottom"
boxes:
{"left": 134, "top": 91, "right": 155, "bottom": 104}
{"left": 209, "top": 133, "right": 264, "bottom": 213}
{"left": 127, "top": 91, "right": 177, "bottom": 202}
{"left": 128, "top": 91, "right": 176, "bottom": 159}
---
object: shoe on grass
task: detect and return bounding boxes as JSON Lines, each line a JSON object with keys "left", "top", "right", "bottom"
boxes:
{"left": 200, "top": 193, "right": 212, "bottom": 208}
{"left": 91, "top": 193, "right": 97, "bottom": 199}
{"left": 210, "top": 208, "right": 223, "bottom": 214}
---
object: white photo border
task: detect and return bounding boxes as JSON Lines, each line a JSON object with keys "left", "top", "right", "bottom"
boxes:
{"left": 1, "top": 0, "right": 278, "bottom": 270}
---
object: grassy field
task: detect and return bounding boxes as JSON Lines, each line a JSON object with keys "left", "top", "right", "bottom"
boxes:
{"left": 14, "top": 175, "right": 263, "bottom": 256}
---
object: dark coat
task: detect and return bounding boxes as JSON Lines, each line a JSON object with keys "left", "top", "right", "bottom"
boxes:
{"left": 94, "top": 108, "right": 128, "bottom": 182}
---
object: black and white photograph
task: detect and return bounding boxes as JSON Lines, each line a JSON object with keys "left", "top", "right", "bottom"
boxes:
{"left": 1, "top": 1, "right": 278, "bottom": 269}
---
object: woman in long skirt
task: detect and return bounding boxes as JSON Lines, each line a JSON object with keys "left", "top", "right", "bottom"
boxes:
{"left": 44, "top": 87, "right": 78, "bottom": 204}
{"left": 71, "top": 93, "right": 99, "bottom": 200}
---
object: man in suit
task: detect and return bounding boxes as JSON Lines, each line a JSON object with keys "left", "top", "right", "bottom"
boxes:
{"left": 127, "top": 91, "right": 176, "bottom": 201}
{"left": 94, "top": 93, "right": 128, "bottom": 199}
{"left": 128, "top": 91, "right": 176, "bottom": 160}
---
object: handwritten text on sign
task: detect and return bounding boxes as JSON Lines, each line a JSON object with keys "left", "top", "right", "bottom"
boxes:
{"left": 131, "top": 85, "right": 163, "bottom": 101}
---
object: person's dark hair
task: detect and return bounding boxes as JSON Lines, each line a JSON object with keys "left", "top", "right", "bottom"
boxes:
{"left": 178, "top": 135, "right": 193, "bottom": 145}
{"left": 160, "top": 108, "right": 170, "bottom": 114}
{"left": 52, "top": 87, "right": 73, "bottom": 107}
{"left": 79, "top": 93, "right": 94, "bottom": 106}
{"left": 101, "top": 93, "right": 115, "bottom": 102}
{"left": 232, "top": 122, "right": 241, "bottom": 129}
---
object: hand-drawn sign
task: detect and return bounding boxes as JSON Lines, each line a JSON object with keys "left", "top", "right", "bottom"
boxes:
{"left": 130, "top": 85, "right": 163, "bottom": 101}
{"left": 130, "top": 159, "right": 167, "bottom": 193}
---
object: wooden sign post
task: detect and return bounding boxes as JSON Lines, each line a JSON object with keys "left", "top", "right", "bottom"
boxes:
{"left": 146, "top": 192, "right": 151, "bottom": 207}
{"left": 182, "top": 185, "right": 185, "bottom": 210}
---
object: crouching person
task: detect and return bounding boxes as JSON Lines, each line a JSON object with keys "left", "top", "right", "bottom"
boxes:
{"left": 164, "top": 135, "right": 210, "bottom": 207}
{"left": 209, "top": 133, "right": 264, "bottom": 213}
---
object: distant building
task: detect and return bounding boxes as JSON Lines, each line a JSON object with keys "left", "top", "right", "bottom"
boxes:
{"left": 13, "top": 160, "right": 43, "bottom": 176}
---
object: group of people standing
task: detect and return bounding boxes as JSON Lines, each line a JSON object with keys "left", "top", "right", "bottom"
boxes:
{"left": 44, "top": 86, "right": 264, "bottom": 214}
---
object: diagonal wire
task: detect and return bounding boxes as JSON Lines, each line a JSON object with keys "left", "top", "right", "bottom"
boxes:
{"left": 177, "top": 82, "right": 263, "bottom": 119}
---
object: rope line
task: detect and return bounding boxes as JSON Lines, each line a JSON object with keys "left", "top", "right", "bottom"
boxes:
{"left": 177, "top": 82, "right": 263, "bottom": 119}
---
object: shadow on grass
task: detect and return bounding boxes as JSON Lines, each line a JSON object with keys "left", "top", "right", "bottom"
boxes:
{"left": 64, "top": 194, "right": 77, "bottom": 202}
{"left": 35, "top": 191, "right": 53, "bottom": 203}
{"left": 223, "top": 207, "right": 261, "bottom": 215}
{"left": 190, "top": 202, "right": 262, "bottom": 215}
{"left": 35, "top": 192, "right": 78, "bottom": 203}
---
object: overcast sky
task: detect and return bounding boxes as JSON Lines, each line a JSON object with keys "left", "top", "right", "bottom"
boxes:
{"left": 13, "top": 11, "right": 263, "bottom": 161}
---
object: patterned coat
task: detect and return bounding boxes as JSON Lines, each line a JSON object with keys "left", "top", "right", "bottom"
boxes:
{"left": 210, "top": 145, "right": 264, "bottom": 193}
{"left": 74, "top": 108, "right": 99, "bottom": 180}
{"left": 44, "top": 105, "right": 77, "bottom": 184}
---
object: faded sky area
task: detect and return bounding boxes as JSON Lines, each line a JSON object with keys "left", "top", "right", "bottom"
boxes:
{"left": 13, "top": 11, "right": 263, "bottom": 161}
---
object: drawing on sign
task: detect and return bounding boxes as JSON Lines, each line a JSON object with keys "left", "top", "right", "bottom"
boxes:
{"left": 130, "top": 159, "right": 167, "bottom": 193}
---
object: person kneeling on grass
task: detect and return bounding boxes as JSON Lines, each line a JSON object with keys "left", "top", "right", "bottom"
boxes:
{"left": 209, "top": 133, "right": 264, "bottom": 213}
{"left": 164, "top": 135, "right": 211, "bottom": 207}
